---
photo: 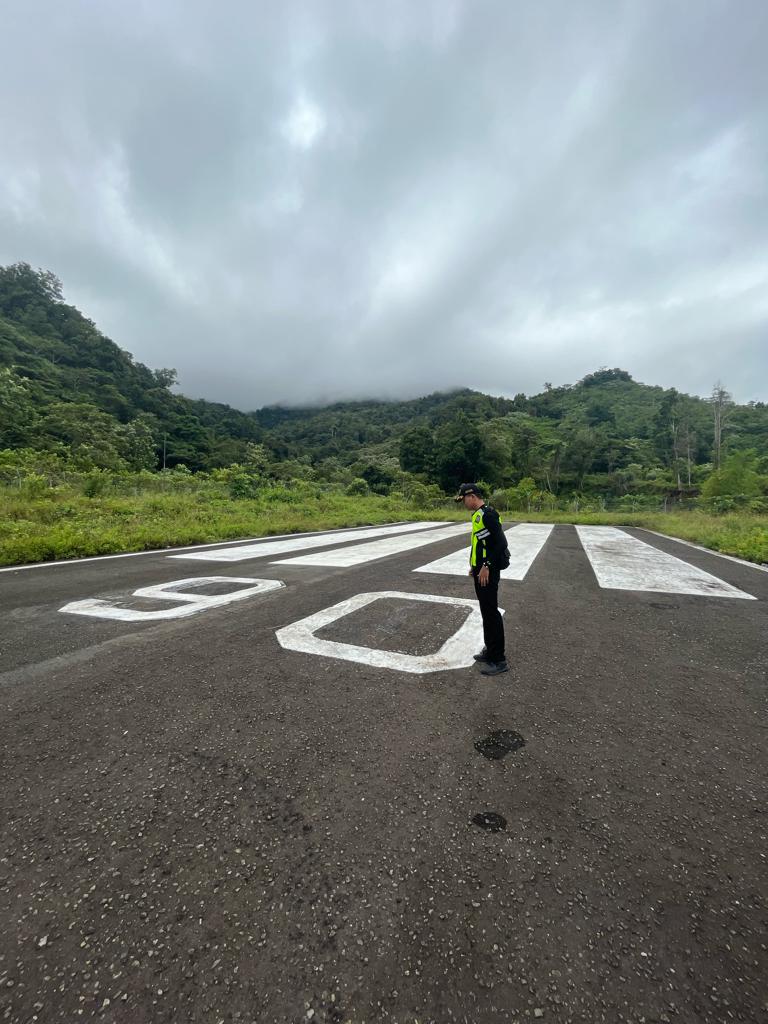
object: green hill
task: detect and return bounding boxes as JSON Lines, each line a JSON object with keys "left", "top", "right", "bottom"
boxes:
{"left": 0, "top": 263, "right": 261, "bottom": 471}
{"left": 1, "top": 262, "right": 767, "bottom": 505}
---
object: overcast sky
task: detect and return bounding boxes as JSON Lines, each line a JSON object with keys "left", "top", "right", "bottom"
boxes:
{"left": 1, "top": 1, "right": 767, "bottom": 409}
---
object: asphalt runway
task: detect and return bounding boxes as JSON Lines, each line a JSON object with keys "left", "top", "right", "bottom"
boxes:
{"left": 1, "top": 521, "right": 766, "bottom": 1024}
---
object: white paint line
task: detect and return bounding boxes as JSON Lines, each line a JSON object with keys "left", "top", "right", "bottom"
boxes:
{"left": 576, "top": 527, "right": 756, "bottom": 599}
{"left": 0, "top": 521, "right": 432, "bottom": 574}
{"left": 170, "top": 521, "right": 449, "bottom": 563}
{"left": 414, "top": 523, "right": 554, "bottom": 579}
{"left": 273, "top": 523, "right": 469, "bottom": 567}
{"left": 60, "top": 577, "right": 284, "bottom": 621}
{"left": 637, "top": 528, "right": 768, "bottom": 574}
{"left": 276, "top": 590, "right": 503, "bottom": 674}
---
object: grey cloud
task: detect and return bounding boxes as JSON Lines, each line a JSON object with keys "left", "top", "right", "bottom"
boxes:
{"left": 1, "top": 0, "right": 766, "bottom": 408}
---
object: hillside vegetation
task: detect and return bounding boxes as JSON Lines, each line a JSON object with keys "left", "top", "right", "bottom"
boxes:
{"left": 1, "top": 262, "right": 766, "bottom": 566}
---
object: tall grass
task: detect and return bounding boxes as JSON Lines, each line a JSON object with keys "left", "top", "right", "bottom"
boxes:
{"left": 1, "top": 480, "right": 766, "bottom": 567}
{"left": 0, "top": 482, "right": 449, "bottom": 565}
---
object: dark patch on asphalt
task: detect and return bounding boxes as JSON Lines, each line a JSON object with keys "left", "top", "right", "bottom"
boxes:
{"left": 315, "top": 597, "right": 468, "bottom": 655}
{"left": 474, "top": 729, "right": 526, "bottom": 760}
{"left": 649, "top": 601, "right": 679, "bottom": 610}
{"left": 472, "top": 812, "right": 507, "bottom": 832}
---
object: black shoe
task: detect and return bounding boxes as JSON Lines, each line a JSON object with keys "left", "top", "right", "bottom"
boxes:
{"left": 480, "top": 660, "right": 509, "bottom": 676}
{"left": 473, "top": 648, "right": 491, "bottom": 663}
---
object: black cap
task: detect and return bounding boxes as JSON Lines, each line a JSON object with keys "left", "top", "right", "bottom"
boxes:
{"left": 454, "top": 482, "right": 483, "bottom": 502}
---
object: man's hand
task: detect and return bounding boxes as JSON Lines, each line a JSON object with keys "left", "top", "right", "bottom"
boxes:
{"left": 478, "top": 565, "right": 490, "bottom": 587}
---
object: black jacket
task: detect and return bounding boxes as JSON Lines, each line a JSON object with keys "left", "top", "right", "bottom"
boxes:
{"left": 471, "top": 504, "right": 506, "bottom": 571}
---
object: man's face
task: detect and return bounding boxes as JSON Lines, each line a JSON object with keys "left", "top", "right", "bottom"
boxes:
{"left": 462, "top": 493, "right": 480, "bottom": 510}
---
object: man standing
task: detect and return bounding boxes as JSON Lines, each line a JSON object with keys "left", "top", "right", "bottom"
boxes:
{"left": 454, "top": 483, "right": 508, "bottom": 676}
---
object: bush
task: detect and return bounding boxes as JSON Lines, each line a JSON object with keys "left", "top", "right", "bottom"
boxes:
{"left": 82, "top": 470, "right": 110, "bottom": 498}
{"left": 228, "top": 472, "right": 256, "bottom": 499}
{"left": 17, "top": 472, "right": 50, "bottom": 498}
{"left": 345, "top": 478, "right": 369, "bottom": 496}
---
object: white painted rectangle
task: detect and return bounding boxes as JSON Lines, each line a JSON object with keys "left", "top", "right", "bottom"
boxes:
{"left": 413, "top": 523, "right": 554, "bottom": 579}
{"left": 273, "top": 523, "right": 469, "bottom": 567}
{"left": 576, "top": 526, "right": 755, "bottom": 599}
{"left": 169, "top": 521, "right": 448, "bottom": 562}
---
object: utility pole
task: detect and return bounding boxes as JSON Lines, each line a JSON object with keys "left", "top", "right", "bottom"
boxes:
{"left": 162, "top": 433, "right": 167, "bottom": 470}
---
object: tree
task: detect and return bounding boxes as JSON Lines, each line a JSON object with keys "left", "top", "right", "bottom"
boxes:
{"left": 0, "top": 262, "right": 63, "bottom": 311}
{"left": 507, "top": 418, "right": 541, "bottom": 479}
{"left": 653, "top": 389, "right": 683, "bottom": 486}
{"left": 507, "top": 477, "right": 542, "bottom": 512}
{"left": 0, "top": 368, "right": 38, "bottom": 446}
{"left": 117, "top": 416, "right": 158, "bottom": 471}
{"left": 433, "top": 412, "right": 486, "bottom": 492}
{"left": 700, "top": 451, "right": 762, "bottom": 498}
{"left": 244, "top": 442, "right": 271, "bottom": 475}
{"left": 579, "top": 368, "right": 633, "bottom": 387}
{"left": 561, "top": 427, "right": 599, "bottom": 490}
{"left": 153, "top": 367, "right": 178, "bottom": 389}
{"left": 399, "top": 425, "right": 434, "bottom": 475}
{"left": 360, "top": 463, "right": 395, "bottom": 495}
{"left": 37, "top": 401, "right": 127, "bottom": 469}
{"left": 708, "top": 382, "right": 734, "bottom": 469}
{"left": 678, "top": 419, "right": 697, "bottom": 487}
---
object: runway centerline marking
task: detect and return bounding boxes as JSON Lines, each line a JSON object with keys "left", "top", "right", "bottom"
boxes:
{"left": 414, "top": 523, "right": 554, "bottom": 579}
{"left": 168, "top": 521, "right": 449, "bottom": 563}
{"left": 276, "top": 590, "right": 501, "bottom": 674}
{"left": 576, "top": 527, "right": 755, "bottom": 599}
{"left": 60, "top": 577, "right": 285, "bottom": 621}
{"left": 273, "top": 523, "right": 468, "bottom": 567}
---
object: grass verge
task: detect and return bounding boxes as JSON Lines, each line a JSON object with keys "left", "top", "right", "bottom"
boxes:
{"left": 1, "top": 488, "right": 766, "bottom": 567}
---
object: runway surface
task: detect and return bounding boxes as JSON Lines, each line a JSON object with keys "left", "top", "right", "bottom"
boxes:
{"left": 1, "top": 521, "right": 766, "bottom": 1023}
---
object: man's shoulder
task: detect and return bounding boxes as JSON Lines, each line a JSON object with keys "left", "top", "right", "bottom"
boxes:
{"left": 481, "top": 501, "right": 505, "bottom": 528}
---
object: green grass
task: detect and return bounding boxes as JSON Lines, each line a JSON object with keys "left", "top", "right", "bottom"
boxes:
{"left": 1, "top": 485, "right": 766, "bottom": 567}
{"left": 0, "top": 486, "right": 445, "bottom": 566}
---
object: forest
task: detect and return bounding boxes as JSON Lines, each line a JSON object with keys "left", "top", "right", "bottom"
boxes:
{"left": 1, "top": 262, "right": 766, "bottom": 518}
{"left": 0, "top": 262, "right": 765, "bottom": 569}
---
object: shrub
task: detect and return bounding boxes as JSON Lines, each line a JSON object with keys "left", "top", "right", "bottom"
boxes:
{"left": 345, "top": 478, "right": 369, "bottom": 496}
{"left": 228, "top": 472, "right": 256, "bottom": 499}
{"left": 82, "top": 470, "right": 110, "bottom": 498}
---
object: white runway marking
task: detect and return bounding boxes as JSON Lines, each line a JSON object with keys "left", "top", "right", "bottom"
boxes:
{"left": 276, "top": 590, "right": 499, "bottom": 674}
{"left": 637, "top": 528, "right": 768, "bottom": 574}
{"left": 60, "top": 577, "right": 285, "bottom": 621}
{"left": 576, "top": 527, "right": 755, "bottom": 599}
{"left": 273, "top": 523, "right": 468, "bottom": 567}
{"left": 169, "top": 521, "right": 448, "bottom": 563}
{"left": 414, "top": 523, "right": 554, "bottom": 579}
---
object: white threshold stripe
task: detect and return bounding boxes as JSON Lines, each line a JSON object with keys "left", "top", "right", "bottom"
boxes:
{"left": 169, "top": 521, "right": 449, "bottom": 563}
{"left": 413, "top": 523, "right": 554, "bottom": 579}
{"left": 0, "top": 520, "right": 423, "bottom": 575}
{"left": 576, "top": 526, "right": 755, "bottom": 599}
{"left": 637, "top": 528, "right": 768, "bottom": 574}
{"left": 273, "top": 523, "right": 469, "bottom": 567}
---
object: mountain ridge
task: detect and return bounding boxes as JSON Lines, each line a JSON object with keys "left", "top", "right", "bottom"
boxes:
{"left": 1, "top": 263, "right": 766, "bottom": 500}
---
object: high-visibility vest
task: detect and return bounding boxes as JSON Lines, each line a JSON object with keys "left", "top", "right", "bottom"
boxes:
{"left": 470, "top": 507, "right": 492, "bottom": 568}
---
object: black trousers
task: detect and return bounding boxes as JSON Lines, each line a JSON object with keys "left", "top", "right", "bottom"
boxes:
{"left": 473, "top": 568, "right": 505, "bottom": 663}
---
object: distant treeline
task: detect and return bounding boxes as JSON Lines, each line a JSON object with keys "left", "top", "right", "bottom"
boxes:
{"left": 1, "top": 262, "right": 767, "bottom": 513}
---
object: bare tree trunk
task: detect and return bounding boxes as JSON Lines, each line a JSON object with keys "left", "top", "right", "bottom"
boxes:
{"left": 710, "top": 382, "right": 733, "bottom": 469}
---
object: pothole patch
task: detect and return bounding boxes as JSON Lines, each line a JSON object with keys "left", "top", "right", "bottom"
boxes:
{"left": 474, "top": 730, "right": 526, "bottom": 760}
{"left": 472, "top": 812, "right": 507, "bottom": 832}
